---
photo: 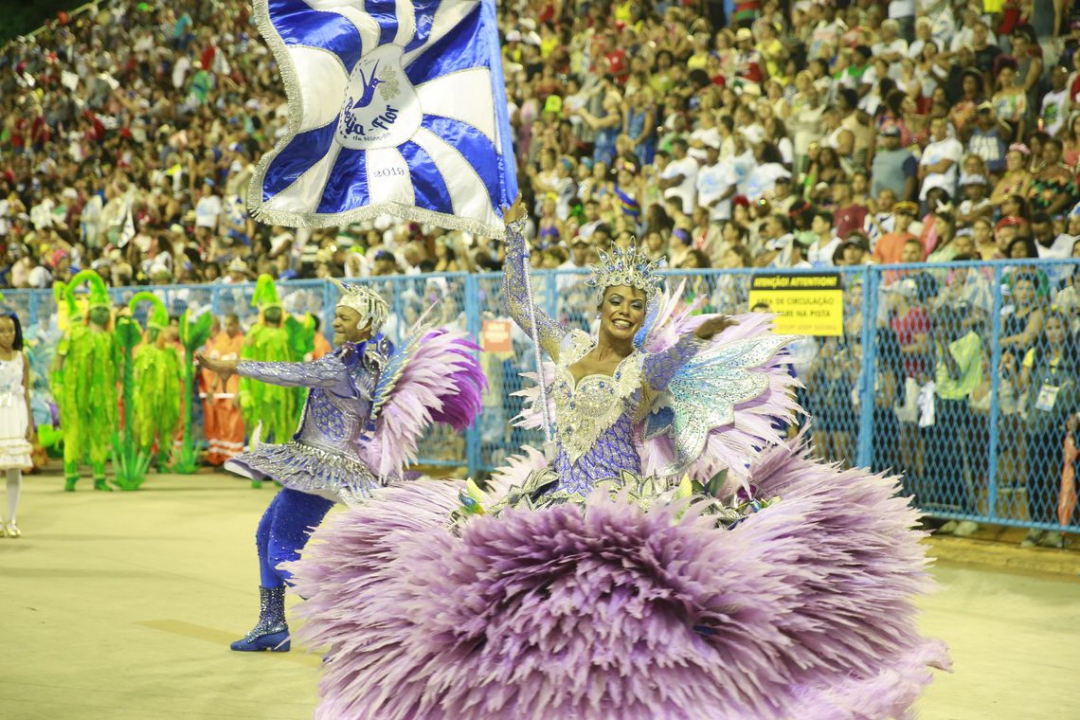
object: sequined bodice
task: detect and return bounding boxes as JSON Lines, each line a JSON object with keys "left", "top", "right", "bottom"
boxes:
{"left": 296, "top": 387, "right": 373, "bottom": 457}
{"left": 550, "top": 332, "right": 644, "bottom": 494}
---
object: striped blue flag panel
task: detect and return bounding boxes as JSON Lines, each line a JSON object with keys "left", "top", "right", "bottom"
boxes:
{"left": 249, "top": 0, "right": 517, "bottom": 237}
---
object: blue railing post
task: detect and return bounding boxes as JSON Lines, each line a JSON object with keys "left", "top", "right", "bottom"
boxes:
{"left": 986, "top": 264, "right": 1005, "bottom": 523}
{"left": 322, "top": 279, "right": 335, "bottom": 347}
{"left": 28, "top": 290, "right": 40, "bottom": 329}
{"left": 855, "top": 267, "right": 879, "bottom": 469}
{"left": 391, "top": 275, "right": 404, "bottom": 346}
{"left": 544, "top": 270, "right": 558, "bottom": 319}
{"left": 464, "top": 274, "right": 481, "bottom": 478}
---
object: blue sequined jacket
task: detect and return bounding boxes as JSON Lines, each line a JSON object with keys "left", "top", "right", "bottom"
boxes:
{"left": 225, "top": 339, "right": 391, "bottom": 501}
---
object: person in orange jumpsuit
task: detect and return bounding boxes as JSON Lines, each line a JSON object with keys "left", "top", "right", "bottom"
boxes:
{"left": 309, "top": 316, "right": 333, "bottom": 361}
{"left": 200, "top": 313, "right": 246, "bottom": 466}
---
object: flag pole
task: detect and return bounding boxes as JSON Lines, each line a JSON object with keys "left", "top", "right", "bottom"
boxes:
{"left": 518, "top": 236, "right": 553, "bottom": 447}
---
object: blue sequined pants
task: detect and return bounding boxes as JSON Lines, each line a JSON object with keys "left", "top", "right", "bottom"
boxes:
{"left": 256, "top": 488, "right": 335, "bottom": 588}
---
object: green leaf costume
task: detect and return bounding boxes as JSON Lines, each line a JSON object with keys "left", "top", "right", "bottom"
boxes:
{"left": 58, "top": 270, "right": 119, "bottom": 491}
{"left": 175, "top": 308, "right": 214, "bottom": 474}
{"left": 129, "top": 293, "right": 182, "bottom": 470}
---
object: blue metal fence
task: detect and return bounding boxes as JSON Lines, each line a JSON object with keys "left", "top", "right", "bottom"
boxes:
{"left": 8, "top": 258, "right": 1079, "bottom": 533}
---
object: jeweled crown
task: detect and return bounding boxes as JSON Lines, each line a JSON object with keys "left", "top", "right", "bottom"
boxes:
{"left": 333, "top": 280, "right": 389, "bottom": 334}
{"left": 587, "top": 245, "right": 663, "bottom": 296}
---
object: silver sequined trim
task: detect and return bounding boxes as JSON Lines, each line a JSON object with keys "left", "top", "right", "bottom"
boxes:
{"left": 227, "top": 441, "right": 382, "bottom": 502}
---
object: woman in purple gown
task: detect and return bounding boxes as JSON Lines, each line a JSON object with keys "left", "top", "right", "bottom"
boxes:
{"left": 289, "top": 203, "right": 949, "bottom": 718}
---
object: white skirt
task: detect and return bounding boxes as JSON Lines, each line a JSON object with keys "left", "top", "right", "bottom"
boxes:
{"left": 0, "top": 398, "right": 33, "bottom": 470}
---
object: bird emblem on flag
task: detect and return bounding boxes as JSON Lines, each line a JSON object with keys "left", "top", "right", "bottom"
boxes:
{"left": 249, "top": 0, "right": 517, "bottom": 237}
{"left": 350, "top": 62, "right": 385, "bottom": 110}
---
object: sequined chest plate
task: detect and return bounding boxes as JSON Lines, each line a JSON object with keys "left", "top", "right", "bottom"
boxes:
{"left": 553, "top": 332, "right": 642, "bottom": 466}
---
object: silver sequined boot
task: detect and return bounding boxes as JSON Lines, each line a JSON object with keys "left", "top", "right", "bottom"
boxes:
{"left": 230, "top": 586, "right": 290, "bottom": 652}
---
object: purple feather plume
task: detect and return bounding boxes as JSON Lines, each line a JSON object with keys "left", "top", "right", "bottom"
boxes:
{"left": 360, "top": 327, "right": 487, "bottom": 480}
{"left": 289, "top": 440, "right": 949, "bottom": 720}
{"left": 423, "top": 331, "right": 487, "bottom": 431}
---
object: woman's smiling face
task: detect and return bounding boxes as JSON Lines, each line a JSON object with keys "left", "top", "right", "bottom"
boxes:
{"left": 600, "top": 285, "right": 646, "bottom": 342}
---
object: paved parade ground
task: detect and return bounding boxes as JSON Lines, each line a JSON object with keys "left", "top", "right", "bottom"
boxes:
{"left": 2, "top": 472, "right": 1078, "bottom": 720}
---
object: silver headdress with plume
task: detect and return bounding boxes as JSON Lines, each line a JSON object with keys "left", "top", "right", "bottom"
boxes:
{"left": 586, "top": 245, "right": 663, "bottom": 297}
{"left": 332, "top": 279, "right": 389, "bottom": 334}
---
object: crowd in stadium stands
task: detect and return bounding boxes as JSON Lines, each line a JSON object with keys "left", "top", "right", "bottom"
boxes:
{"left": 1, "top": 0, "right": 1079, "bottom": 540}
{"left": 1, "top": 0, "right": 1080, "bottom": 284}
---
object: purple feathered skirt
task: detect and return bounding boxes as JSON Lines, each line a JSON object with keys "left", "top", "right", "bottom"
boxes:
{"left": 288, "top": 442, "right": 950, "bottom": 720}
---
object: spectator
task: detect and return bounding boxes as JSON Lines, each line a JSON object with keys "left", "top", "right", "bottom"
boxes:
{"left": 886, "top": 276, "right": 932, "bottom": 492}
{"left": 433, "top": 236, "right": 464, "bottom": 273}
{"left": 805, "top": 330, "right": 858, "bottom": 468}
{"left": 918, "top": 116, "right": 963, "bottom": 210}
{"left": 696, "top": 142, "right": 737, "bottom": 226}
{"left": 971, "top": 217, "right": 998, "bottom": 260}
{"left": 989, "top": 144, "right": 1032, "bottom": 204}
{"left": 1062, "top": 113, "right": 1080, "bottom": 169}
{"left": 872, "top": 124, "right": 918, "bottom": 201}
{"left": 755, "top": 213, "right": 801, "bottom": 268}
{"left": 1053, "top": 239, "right": 1080, "bottom": 323}
{"left": 573, "top": 92, "right": 622, "bottom": 166}
{"left": 929, "top": 307, "right": 983, "bottom": 534}
{"left": 832, "top": 181, "right": 869, "bottom": 241}
{"left": 765, "top": 165, "right": 796, "bottom": 206}
{"left": 806, "top": 209, "right": 840, "bottom": 268}
{"left": 967, "top": 103, "right": 1008, "bottom": 176}
{"left": 371, "top": 249, "right": 399, "bottom": 276}
{"left": 938, "top": 253, "right": 993, "bottom": 324}
{"left": 1039, "top": 64, "right": 1070, "bottom": 139}
{"left": 948, "top": 66, "right": 987, "bottom": 138}
{"left": 193, "top": 181, "right": 222, "bottom": 233}
{"left": 535, "top": 196, "right": 563, "bottom": 248}
{"left": 991, "top": 57, "right": 1028, "bottom": 142}
{"left": 956, "top": 176, "right": 993, "bottom": 228}
{"left": 1028, "top": 138, "right": 1076, "bottom": 216}
{"left": 1000, "top": 272, "right": 1046, "bottom": 354}
{"left": 1030, "top": 213, "right": 1076, "bottom": 291}
{"left": 926, "top": 211, "right": 959, "bottom": 263}
{"left": 841, "top": 233, "right": 873, "bottom": 266}
{"left": 873, "top": 201, "right": 920, "bottom": 264}
{"left": 744, "top": 142, "right": 790, "bottom": 202}
{"left": 623, "top": 89, "right": 656, "bottom": 168}
{"left": 971, "top": 21, "right": 1002, "bottom": 90}
{"left": 1018, "top": 310, "right": 1079, "bottom": 547}
{"left": 658, "top": 140, "right": 698, "bottom": 215}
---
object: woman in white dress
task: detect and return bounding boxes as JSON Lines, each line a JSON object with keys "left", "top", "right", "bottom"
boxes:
{"left": 0, "top": 312, "right": 32, "bottom": 538}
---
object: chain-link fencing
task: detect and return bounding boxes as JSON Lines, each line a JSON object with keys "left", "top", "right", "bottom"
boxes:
{"left": 4, "top": 258, "right": 1078, "bottom": 533}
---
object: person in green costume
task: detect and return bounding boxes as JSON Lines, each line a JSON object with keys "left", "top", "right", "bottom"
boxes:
{"left": 49, "top": 281, "right": 83, "bottom": 461}
{"left": 56, "top": 270, "right": 119, "bottom": 492}
{"left": 237, "top": 275, "right": 313, "bottom": 488}
{"left": 129, "top": 293, "right": 182, "bottom": 472}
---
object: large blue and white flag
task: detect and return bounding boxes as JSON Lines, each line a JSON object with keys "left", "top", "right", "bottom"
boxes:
{"left": 249, "top": 0, "right": 517, "bottom": 237}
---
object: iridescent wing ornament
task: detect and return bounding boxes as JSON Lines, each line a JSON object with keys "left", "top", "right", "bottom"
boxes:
{"left": 644, "top": 333, "right": 800, "bottom": 477}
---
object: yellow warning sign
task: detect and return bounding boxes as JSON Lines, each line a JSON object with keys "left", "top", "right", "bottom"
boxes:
{"left": 747, "top": 274, "right": 844, "bottom": 337}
